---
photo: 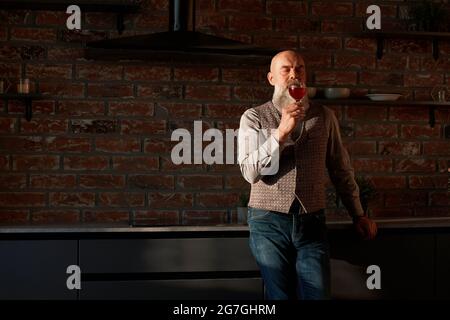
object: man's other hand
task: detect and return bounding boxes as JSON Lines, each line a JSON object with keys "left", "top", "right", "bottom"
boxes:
{"left": 353, "top": 216, "right": 377, "bottom": 240}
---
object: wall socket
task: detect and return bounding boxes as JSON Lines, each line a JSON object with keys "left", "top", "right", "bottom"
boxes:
{"left": 445, "top": 125, "right": 450, "bottom": 139}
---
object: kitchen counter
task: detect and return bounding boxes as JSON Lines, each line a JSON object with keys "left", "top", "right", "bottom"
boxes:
{"left": 1, "top": 217, "right": 450, "bottom": 234}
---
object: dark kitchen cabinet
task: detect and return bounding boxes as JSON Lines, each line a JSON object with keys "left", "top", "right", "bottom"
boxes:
{"left": 0, "top": 240, "right": 78, "bottom": 300}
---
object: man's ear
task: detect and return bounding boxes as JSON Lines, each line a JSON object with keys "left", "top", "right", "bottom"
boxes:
{"left": 267, "top": 71, "right": 275, "bottom": 86}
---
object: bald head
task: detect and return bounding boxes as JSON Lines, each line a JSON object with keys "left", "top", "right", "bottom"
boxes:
{"left": 270, "top": 50, "right": 304, "bottom": 73}
{"left": 267, "top": 50, "right": 306, "bottom": 88}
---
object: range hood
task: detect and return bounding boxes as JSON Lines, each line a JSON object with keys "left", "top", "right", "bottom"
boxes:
{"left": 85, "top": 0, "right": 277, "bottom": 63}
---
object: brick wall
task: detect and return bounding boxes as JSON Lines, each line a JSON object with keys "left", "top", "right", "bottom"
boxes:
{"left": 0, "top": 0, "right": 449, "bottom": 225}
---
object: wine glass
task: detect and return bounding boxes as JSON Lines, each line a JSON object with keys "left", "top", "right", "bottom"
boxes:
{"left": 288, "top": 80, "right": 307, "bottom": 102}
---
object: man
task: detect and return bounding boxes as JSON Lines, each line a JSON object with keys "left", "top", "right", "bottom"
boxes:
{"left": 237, "top": 50, "right": 377, "bottom": 300}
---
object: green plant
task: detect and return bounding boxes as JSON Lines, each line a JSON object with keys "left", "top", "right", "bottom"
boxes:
{"left": 238, "top": 193, "right": 250, "bottom": 208}
{"left": 409, "top": 1, "right": 449, "bottom": 32}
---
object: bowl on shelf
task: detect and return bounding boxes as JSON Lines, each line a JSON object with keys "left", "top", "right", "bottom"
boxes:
{"left": 307, "top": 87, "right": 317, "bottom": 98}
{"left": 366, "top": 93, "right": 402, "bottom": 101}
{"left": 324, "top": 88, "right": 350, "bottom": 99}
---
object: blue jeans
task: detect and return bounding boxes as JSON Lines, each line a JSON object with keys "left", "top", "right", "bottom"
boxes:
{"left": 247, "top": 207, "right": 331, "bottom": 300}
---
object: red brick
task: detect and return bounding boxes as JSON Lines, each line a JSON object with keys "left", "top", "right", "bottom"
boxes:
{"left": 46, "top": 137, "right": 91, "bottom": 153}
{"left": 0, "top": 118, "right": 16, "bottom": 133}
{"left": 60, "top": 30, "right": 106, "bottom": 43}
{"left": 50, "top": 192, "right": 95, "bottom": 207}
{"left": 31, "top": 101, "right": 56, "bottom": 115}
{"left": 134, "top": 14, "right": 169, "bottom": 29}
{"left": 196, "top": 0, "right": 214, "bottom": 11}
{"left": 134, "top": 210, "right": 179, "bottom": 225}
{"left": 254, "top": 34, "right": 298, "bottom": 48}
{"left": 31, "top": 210, "right": 80, "bottom": 223}
{"left": 40, "top": 82, "right": 84, "bottom": 98}
{"left": 438, "top": 160, "right": 450, "bottom": 173}
{"left": 302, "top": 52, "right": 332, "bottom": 68}
{"left": 160, "top": 156, "right": 207, "bottom": 172}
{"left": 423, "top": 142, "right": 450, "bottom": 156}
{"left": 159, "top": 103, "right": 202, "bottom": 118}
{"left": 368, "top": 176, "right": 407, "bottom": 189}
{"left": 11, "top": 27, "right": 57, "bottom": 42}
{"left": 196, "top": 192, "right": 240, "bottom": 207}
{"left": 137, "top": 84, "right": 182, "bottom": 99}
{"left": 47, "top": 47, "right": 85, "bottom": 60}
{"left": 183, "top": 210, "right": 228, "bottom": 225}
{"left": 196, "top": 14, "right": 227, "bottom": 32}
{"left": 0, "top": 156, "right": 9, "bottom": 171}
{"left": 355, "top": 124, "right": 397, "bottom": 138}
{"left": 35, "top": 11, "right": 67, "bottom": 25}
{"left": 121, "top": 119, "right": 166, "bottom": 135}
{"left": 83, "top": 210, "right": 130, "bottom": 222}
{"left": 389, "top": 107, "right": 430, "bottom": 121}
{"left": 0, "top": 210, "right": 29, "bottom": 223}
{"left": 174, "top": 67, "right": 219, "bottom": 81}
{"left": 371, "top": 208, "right": 413, "bottom": 218}
{"left": 177, "top": 175, "right": 222, "bottom": 190}
{"left": 221, "top": 68, "right": 266, "bottom": 84}
{"left": 149, "top": 192, "right": 193, "bottom": 208}
{"left": 315, "top": 71, "right": 357, "bottom": 85}
{"left": 30, "top": 174, "right": 76, "bottom": 189}
{"left": 229, "top": 16, "right": 272, "bottom": 31}
{"left": 88, "top": 84, "right": 133, "bottom": 98}
{"left": 334, "top": 54, "right": 375, "bottom": 69}
{"left": 225, "top": 175, "right": 249, "bottom": 189}
{"left": 71, "top": 119, "right": 118, "bottom": 134}
{"left": 13, "top": 155, "right": 59, "bottom": 171}
{"left": 185, "top": 85, "right": 231, "bottom": 101}
{"left": 379, "top": 141, "right": 421, "bottom": 156}
{"left": 430, "top": 192, "right": 450, "bottom": 206}
{"left": 58, "top": 100, "right": 105, "bottom": 116}
{"left": 85, "top": 12, "right": 116, "bottom": 28}
{"left": 95, "top": 137, "right": 140, "bottom": 153}
{"left": 144, "top": 137, "right": 177, "bottom": 154}
{"left": 205, "top": 104, "right": 248, "bottom": 118}
{"left": 344, "top": 141, "right": 376, "bottom": 155}
{"left": 267, "top": 0, "right": 307, "bottom": 15}
{"left": 233, "top": 86, "right": 272, "bottom": 101}
{"left": 20, "top": 119, "right": 67, "bottom": 134}
{"left": 436, "top": 108, "right": 450, "bottom": 123}
{"left": 76, "top": 64, "right": 123, "bottom": 80}
{"left": 377, "top": 55, "right": 408, "bottom": 71}
{"left": 98, "top": 192, "right": 145, "bottom": 207}
{"left": 300, "top": 36, "right": 341, "bottom": 50}
{"left": 275, "top": 18, "right": 320, "bottom": 32}
{"left": 0, "top": 174, "right": 26, "bottom": 189}
{"left": 395, "top": 159, "right": 436, "bottom": 173}
{"left": 64, "top": 156, "right": 109, "bottom": 170}
{"left": 346, "top": 106, "right": 387, "bottom": 120}
{"left": 109, "top": 101, "right": 154, "bottom": 116}
{"left": 128, "top": 175, "right": 174, "bottom": 189}
{"left": 409, "top": 176, "right": 448, "bottom": 189}
{"left": 0, "top": 192, "right": 46, "bottom": 207}
{"left": 312, "top": 2, "right": 353, "bottom": 17}
{"left": 355, "top": 3, "right": 397, "bottom": 18}
{"left": 0, "top": 63, "right": 21, "bottom": 78}
{"left": 404, "top": 73, "right": 444, "bottom": 87}
{"left": 352, "top": 159, "right": 393, "bottom": 173}
{"left": 344, "top": 37, "right": 377, "bottom": 52}
{"left": 360, "top": 72, "right": 403, "bottom": 86}
{"left": 113, "top": 156, "right": 158, "bottom": 171}
{"left": 124, "top": 66, "right": 171, "bottom": 81}
{"left": 219, "top": 0, "right": 264, "bottom": 12}
{"left": 322, "top": 19, "right": 362, "bottom": 33}
{"left": 79, "top": 174, "right": 125, "bottom": 189}
{"left": 408, "top": 56, "right": 421, "bottom": 71}
{"left": 0, "top": 27, "right": 7, "bottom": 41}
{"left": 27, "top": 64, "right": 72, "bottom": 80}
{"left": 401, "top": 124, "right": 441, "bottom": 139}
{"left": 389, "top": 39, "right": 431, "bottom": 54}
{"left": 385, "top": 192, "right": 428, "bottom": 207}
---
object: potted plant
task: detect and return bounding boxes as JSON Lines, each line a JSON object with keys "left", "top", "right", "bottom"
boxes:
{"left": 335, "top": 176, "right": 378, "bottom": 217}
{"left": 237, "top": 193, "right": 250, "bottom": 224}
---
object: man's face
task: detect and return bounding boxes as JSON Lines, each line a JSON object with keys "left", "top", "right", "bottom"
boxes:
{"left": 267, "top": 51, "right": 306, "bottom": 89}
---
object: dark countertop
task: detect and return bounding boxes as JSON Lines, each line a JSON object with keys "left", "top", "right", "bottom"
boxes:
{"left": 1, "top": 217, "right": 450, "bottom": 234}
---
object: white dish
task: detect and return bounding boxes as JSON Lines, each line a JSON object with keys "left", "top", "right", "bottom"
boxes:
{"left": 366, "top": 94, "right": 402, "bottom": 101}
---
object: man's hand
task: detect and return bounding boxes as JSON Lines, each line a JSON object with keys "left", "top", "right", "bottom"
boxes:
{"left": 277, "top": 102, "right": 306, "bottom": 144}
{"left": 353, "top": 216, "right": 377, "bottom": 240}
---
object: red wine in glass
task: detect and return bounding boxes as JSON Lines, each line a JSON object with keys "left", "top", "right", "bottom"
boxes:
{"left": 289, "top": 86, "right": 307, "bottom": 101}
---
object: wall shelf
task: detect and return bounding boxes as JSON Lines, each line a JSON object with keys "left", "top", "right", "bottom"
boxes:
{"left": 312, "top": 99, "right": 450, "bottom": 128}
{"left": 0, "top": 93, "right": 44, "bottom": 121}
{"left": 354, "top": 31, "right": 450, "bottom": 60}
{"left": 0, "top": 0, "right": 140, "bottom": 34}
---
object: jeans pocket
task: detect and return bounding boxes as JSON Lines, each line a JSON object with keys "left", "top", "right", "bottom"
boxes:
{"left": 248, "top": 207, "right": 271, "bottom": 221}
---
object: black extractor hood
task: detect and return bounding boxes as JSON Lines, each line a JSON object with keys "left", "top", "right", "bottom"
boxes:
{"left": 85, "top": 0, "right": 277, "bottom": 64}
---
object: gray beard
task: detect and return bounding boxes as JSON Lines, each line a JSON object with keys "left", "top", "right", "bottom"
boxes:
{"left": 272, "top": 86, "right": 294, "bottom": 111}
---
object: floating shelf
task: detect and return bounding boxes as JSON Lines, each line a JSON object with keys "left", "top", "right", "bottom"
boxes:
{"left": 312, "top": 99, "right": 450, "bottom": 128}
{"left": 0, "top": 93, "right": 44, "bottom": 121}
{"left": 0, "top": 0, "right": 140, "bottom": 34}
{"left": 354, "top": 31, "right": 450, "bottom": 60}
